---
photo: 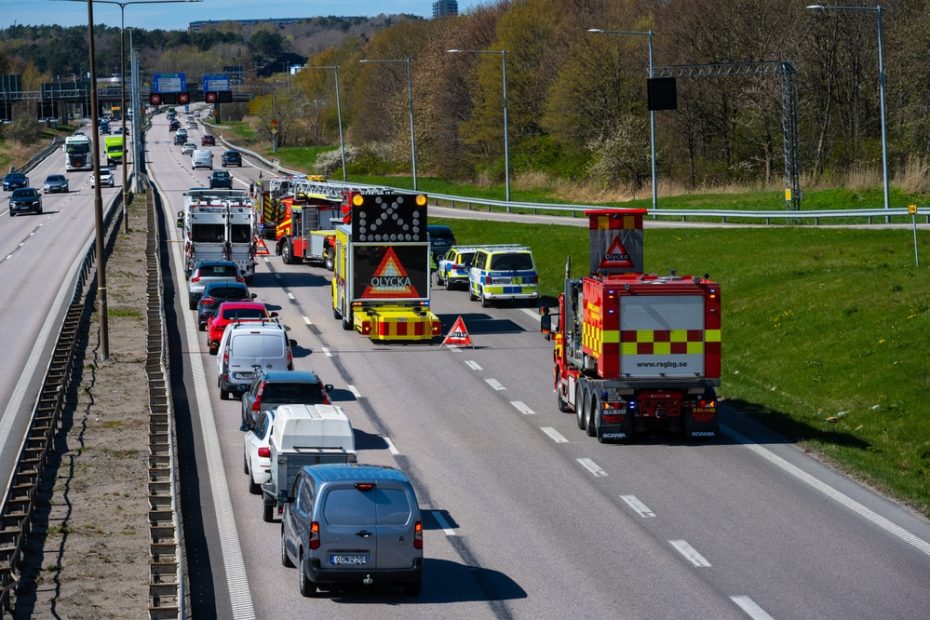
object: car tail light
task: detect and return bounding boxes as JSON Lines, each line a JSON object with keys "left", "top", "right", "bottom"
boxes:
{"left": 191, "top": 273, "right": 201, "bottom": 283}
{"left": 484, "top": 274, "right": 492, "bottom": 285}
{"left": 309, "top": 521, "right": 320, "bottom": 550}
{"left": 413, "top": 521, "right": 423, "bottom": 549}
{"left": 251, "top": 396, "right": 262, "bottom": 412}
{"left": 257, "top": 446, "right": 270, "bottom": 458}
{"left": 236, "top": 274, "right": 245, "bottom": 283}
{"left": 202, "top": 296, "right": 214, "bottom": 306}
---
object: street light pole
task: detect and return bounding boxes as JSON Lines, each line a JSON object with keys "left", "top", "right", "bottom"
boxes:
{"left": 447, "top": 48, "right": 511, "bottom": 204}
{"left": 588, "top": 28, "right": 658, "bottom": 211}
{"left": 808, "top": 4, "right": 890, "bottom": 221}
{"left": 55, "top": 0, "right": 204, "bottom": 233}
{"left": 359, "top": 57, "right": 418, "bottom": 190}
{"left": 307, "top": 65, "right": 347, "bottom": 181}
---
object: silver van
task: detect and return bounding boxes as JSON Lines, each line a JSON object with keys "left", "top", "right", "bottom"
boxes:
{"left": 216, "top": 322, "right": 296, "bottom": 399}
{"left": 192, "top": 148, "right": 213, "bottom": 169}
{"left": 281, "top": 464, "right": 423, "bottom": 597}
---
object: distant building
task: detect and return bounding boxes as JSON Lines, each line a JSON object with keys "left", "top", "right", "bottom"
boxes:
{"left": 189, "top": 18, "right": 306, "bottom": 33}
{"left": 432, "top": 0, "right": 458, "bottom": 18}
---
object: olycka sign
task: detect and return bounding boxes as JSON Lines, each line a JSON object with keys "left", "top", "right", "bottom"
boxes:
{"left": 355, "top": 246, "right": 428, "bottom": 300}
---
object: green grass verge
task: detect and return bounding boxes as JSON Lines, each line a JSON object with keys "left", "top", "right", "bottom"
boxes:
{"left": 437, "top": 216, "right": 930, "bottom": 516}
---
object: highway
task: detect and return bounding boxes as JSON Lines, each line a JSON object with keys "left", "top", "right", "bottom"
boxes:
{"left": 0, "top": 134, "right": 126, "bottom": 503}
{"left": 6, "top": 112, "right": 929, "bottom": 619}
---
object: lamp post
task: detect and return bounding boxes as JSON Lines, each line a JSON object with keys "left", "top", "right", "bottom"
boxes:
{"left": 588, "top": 28, "right": 658, "bottom": 211}
{"left": 55, "top": 0, "right": 202, "bottom": 233}
{"left": 808, "top": 4, "right": 890, "bottom": 220}
{"left": 306, "top": 65, "right": 347, "bottom": 181}
{"left": 447, "top": 48, "right": 511, "bottom": 203}
{"left": 359, "top": 57, "right": 418, "bottom": 191}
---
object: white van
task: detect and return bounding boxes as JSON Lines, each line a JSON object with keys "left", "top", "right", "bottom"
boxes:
{"left": 262, "top": 404, "right": 357, "bottom": 522}
{"left": 192, "top": 148, "right": 213, "bottom": 169}
{"left": 216, "top": 321, "right": 296, "bottom": 399}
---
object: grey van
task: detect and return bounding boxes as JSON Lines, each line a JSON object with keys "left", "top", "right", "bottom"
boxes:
{"left": 216, "top": 322, "right": 296, "bottom": 400}
{"left": 281, "top": 464, "right": 423, "bottom": 597}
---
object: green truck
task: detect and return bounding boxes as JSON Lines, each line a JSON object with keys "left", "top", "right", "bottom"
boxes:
{"left": 104, "top": 135, "right": 124, "bottom": 166}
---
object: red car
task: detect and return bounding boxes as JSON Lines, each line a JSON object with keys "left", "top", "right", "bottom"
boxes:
{"left": 206, "top": 301, "right": 277, "bottom": 354}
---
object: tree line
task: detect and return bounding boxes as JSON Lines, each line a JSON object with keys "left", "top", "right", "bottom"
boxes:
{"left": 4, "top": 0, "right": 930, "bottom": 197}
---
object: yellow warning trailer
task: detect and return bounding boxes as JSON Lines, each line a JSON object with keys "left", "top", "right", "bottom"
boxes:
{"left": 331, "top": 192, "right": 441, "bottom": 341}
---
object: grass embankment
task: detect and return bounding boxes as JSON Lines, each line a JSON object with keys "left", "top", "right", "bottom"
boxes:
{"left": 440, "top": 218, "right": 930, "bottom": 516}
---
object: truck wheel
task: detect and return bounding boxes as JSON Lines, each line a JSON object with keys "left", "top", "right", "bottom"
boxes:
{"left": 576, "top": 386, "right": 587, "bottom": 430}
{"left": 341, "top": 312, "right": 352, "bottom": 330}
{"left": 557, "top": 389, "right": 571, "bottom": 413}
{"left": 281, "top": 526, "right": 295, "bottom": 568}
{"left": 282, "top": 242, "right": 294, "bottom": 265}
{"left": 299, "top": 553, "right": 317, "bottom": 597}
{"left": 324, "top": 249, "right": 334, "bottom": 271}
{"left": 263, "top": 501, "right": 274, "bottom": 523}
{"left": 586, "top": 394, "right": 597, "bottom": 437}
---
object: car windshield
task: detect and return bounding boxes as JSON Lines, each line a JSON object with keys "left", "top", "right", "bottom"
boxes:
{"left": 12, "top": 189, "right": 38, "bottom": 199}
{"left": 199, "top": 264, "right": 238, "bottom": 276}
{"left": 46, "top": 175, "right": 66, "bottom": 183}
{"left": 261, "top": 382, "right": 326, "bottom": 404}
{"left": 207, "top": 286, "right": 248, "bottom": 299}
{"left": 490, "top": 253, "right": 534, "bottom": 271}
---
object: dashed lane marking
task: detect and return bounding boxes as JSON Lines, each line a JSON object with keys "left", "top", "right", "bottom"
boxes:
{"left": 485, "top": 378, "right": 506, "bottom": 391}
{"left": 302, "top": 316, "right": 312, "bottom": 325}
{"left": 431, "top": 510, "right": 456, "bottom": 536}
{"left": 577, "top": 458, "right": 608, "bottom": 477}
{"left": 464, "top": 360, "right": 482, "bottom": 371}
{"left": 286, "top": 292, "right": 295, "bottom": 301}
{"left": 620, "top": 495, "right": 656, "bottom": 518}
{"left": 540, "top": 426, "right": 568, "bottom": 443}
{"left": 510, "top": 401, "right": 535, "bottom": 415}
{"left": 669, "top": 539, "right": 712, "bottom": 567}
{"left": 383, "top": 436, "right": 400, "bottom": 456}
{"left": 321, "top": 346, "right": 332, "bottom": 358}
{"left": 347, "top": 385, "right": 362, "bottom": 398}
{"left": 730, "top": 596, "right": 776, "bottom": 620}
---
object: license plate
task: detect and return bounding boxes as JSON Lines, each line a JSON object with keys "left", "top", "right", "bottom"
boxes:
{"left": 235, "top": 372, "right": 255, "bottom": 380}
{"left": 331, "top": 554, "right": 368, "bottom": 566}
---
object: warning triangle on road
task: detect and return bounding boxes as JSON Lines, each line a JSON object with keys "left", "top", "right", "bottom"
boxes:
{"left": 441, "top": 315, "right": 474, "bottom": 349}
{"left": 598, "top": 235, "right": 633, "bottom": 270}
{"left": 255, "top": 238, "right": 270, "bottom": 256}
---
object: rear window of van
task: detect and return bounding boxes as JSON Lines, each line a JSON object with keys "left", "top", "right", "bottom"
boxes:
{"left": 323, "top": 489, "right": 376, "bottom": 526}
{"left": 490, "top": 253, "right": 534, "bottom": 271}
{"left": 232, "top": 333, "right": 284, "bottom": 358}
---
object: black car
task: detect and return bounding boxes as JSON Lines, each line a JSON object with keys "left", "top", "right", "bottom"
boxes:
{"left": 169, "top": 119, "right": 181, "bottom": 131}
{"left": 240, "top": 370, "right": 333, "bottom": 429}
{"left": 221, "top": 150, "right": 242, "bottom": 167}
{"left": 174, "top": 133, "right": 186, "bottom": 145}
{"left": 196, "top": 281, "right": 255, "bottom": 330}
{"left": 43, "top": 174, "right": 70, "bottom": 194}
{"left": 209, "top": 170, "right": 233, "bottom": 189}
{"left": 201, "top": 135, "right": 216, "bottom": 146}
{"left": 9, "top": 188, "right": 43, "bottom": 216}
{"left": 2, "top": 172, "right": 29, "bottom": 191}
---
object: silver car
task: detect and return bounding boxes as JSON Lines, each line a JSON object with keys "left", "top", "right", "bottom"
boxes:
{"left": 187, "top": 259, "right": 243, "bottom": 309}
{"left": 281, "top": 464, "right": 423, "bottom": 597}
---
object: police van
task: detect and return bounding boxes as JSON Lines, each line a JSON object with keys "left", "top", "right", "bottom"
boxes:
{"left": 467, "top": 244, "right": 539, "bottom": 307}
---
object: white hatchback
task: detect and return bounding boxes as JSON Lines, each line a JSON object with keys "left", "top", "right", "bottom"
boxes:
{"left": 90, "top": 169, "right": 115, "bottom": 188}
{"left": 243, "top": 409, "right": 275, "bottom": 494}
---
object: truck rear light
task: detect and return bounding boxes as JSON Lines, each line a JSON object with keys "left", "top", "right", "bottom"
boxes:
{"left": 309, "top": 521, "right": 320, "bottom": 550}
{"left": 414, "top": 521, "right": 423, "bottom": 549}
{"left": 602, "top": 413, "right": 622, "bottom": 424}
{"left": 257, "top": 447, "right": 270, "bottom": 458}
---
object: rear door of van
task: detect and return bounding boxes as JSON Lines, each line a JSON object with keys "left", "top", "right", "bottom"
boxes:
{"left": 318, "top": 484, "right": 378, "bottom": 570}
{"left": 374, "top": 483, "right": 419, "bottom": 569}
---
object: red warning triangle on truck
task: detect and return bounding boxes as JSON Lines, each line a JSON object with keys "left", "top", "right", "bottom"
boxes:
{"left": 441, "top": 315, "right": 474, "bottom": 348}
{"left": 361, "top": 247, "right": 419, "bottom": 298}
{"left": 599, "top": 235, "right": 634, "bottom": 270}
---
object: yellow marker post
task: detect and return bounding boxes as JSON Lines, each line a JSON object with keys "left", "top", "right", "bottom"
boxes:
{"left": 908, "top": 204, "right": 920, "bottom": 267}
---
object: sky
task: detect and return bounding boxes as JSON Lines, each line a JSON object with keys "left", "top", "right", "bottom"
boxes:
{"left": 2, "top": 1, "right": 484, "bottom": 31}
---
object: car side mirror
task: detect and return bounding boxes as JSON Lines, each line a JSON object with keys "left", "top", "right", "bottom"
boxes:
{"left": 324, "top": 384, "right": 334, "bottom": 392}
{"left": 540, "top": 307, "right": 552, "bottom": 340}
{"left": 289, "top": 339, "right": 297, "bottom": 347}
{"left": 251, "top": 293, "right": 257, "bottom": 299}
{"left": 239, "top": 423, "right": 249, "bottom": 432}
{"left": 269, "top": 312, "right": 278, "bottom": 318}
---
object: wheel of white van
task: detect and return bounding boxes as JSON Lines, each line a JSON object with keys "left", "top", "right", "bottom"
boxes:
{"left": 281, "top": 525, "right": 294, "bottom": 568}
{"left": 576, "top": 385, "right": 586, "bottom": 430}
{"left": 436, "top": 271, "right": 444, "bottom": 287}
{"left": 481, "top": 291, "right": 490, "bottom": 308}
{"left": 298, "top": 553, "right": 317, "bottom": 597}
{"left": 263, "top": 501, "right": 274, "bottom": 523}
{"left": 468, "top": 286, "right": 477, "bottom": 301}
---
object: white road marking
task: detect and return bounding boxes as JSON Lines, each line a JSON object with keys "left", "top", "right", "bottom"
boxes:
{"left": 302, "top": 315, "right": 312, "bottom": 325}
{"left": 620, "top": 495, "right": 656, "bottom": 518}
{"left": 383, "top": 436, "right": 400, "bottom": 456}
{"left": 510, "top": 400, "right": 535, "bottom": 415}
{"left": 4, "top": 255, "right": 10, "bottom": 261}
{"left": 520, "top": 307, "right": 542, "bottom": 320}
{"left": 724, "top": 423, "right": 930, "bottom": 558}
{"left": 262, "top": 257, "right": 270, "bottom": 264}
{"left": 431, "top": 510, "right": 456, "bottom": 536}
{"left": 347, "top": 385, "right": 362, "bottom": 398}
{"left": 286, "top": 292, "right": 295, "bottom": 301}
{"left": 446, "top": 344, "right": 461, "bottom": 352}
{"left": 485, "top": 378, "right": 506, "bottom": 391}
{"left": 730, "top": 596, "right": 776, "bottom": 620}
{"left": 18, "top": 243, "right": 24, "bottom": 247}
{"left": 464, "top": 360, "right": 482, "bottom": 371}
{"left": 669, "top": 539, "right": 712, "bottom": 567}
{"left": 577, "top": 458, "right": 608, "bottom": 477}
{"left": 540, "top": 426, "right": 568, "bottom": 443}
{"left": 321, "top": 346, "right": 332, "bottom": 358}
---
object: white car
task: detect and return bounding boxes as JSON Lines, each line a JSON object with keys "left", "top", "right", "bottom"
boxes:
{"left": 90, "top": 169, "right": 115, "bottom": 188}
{"left": 181, "top": 142, "right": 196, "bottom": 155}
{"left": 243, "top": 409, "right": 274, "bottom": 494}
